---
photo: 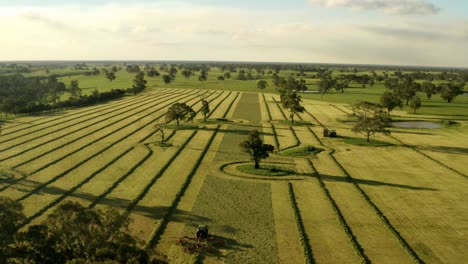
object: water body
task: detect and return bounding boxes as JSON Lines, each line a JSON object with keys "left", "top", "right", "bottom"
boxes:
{"left": 390, "top": 121, "right": 443, "bottom": 129}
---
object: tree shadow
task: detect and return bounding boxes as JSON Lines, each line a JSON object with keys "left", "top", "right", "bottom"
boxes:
{"left": 197, "top": 234, "right": 254, "bottom": 261}
{"left": 317, "top": 173, "right": 438, "bottom": 191}
{"left": 8, "top": 179, "right": 212, "bottom": 223}
{"left": 417, "top": 145, "right": 468, "bottom": 155}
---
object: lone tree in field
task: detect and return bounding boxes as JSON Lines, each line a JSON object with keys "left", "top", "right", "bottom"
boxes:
{"left": 280, "top": 90, "right": 305, "bottom": 122}
{"left": 131, "top": 71, "right": 147, "bottom": 94}
{"left": 351, "top": 101, "right": 390, "bottom": 142}
{"left": 240, "top": 130, "right": 274, "bottom": 169}
{"left": 165, "top": 103, "right": 196, "bottom": 126}
{"left": 200, "top": 99, "right": 210, "bottom": 122}
{"left": 380, "top": 91, "right": 402, "bottom": 116}
{"left": 409, "top": 95, "right": 421, "bottom": 114}
{"left": 154, "top": 121, "right": 167, "bottom": 145}
{"left": 105, "top": 72, "right": 116, "bottom": 82}
{"left": 257, "top": 80, "right": 268, "bottom": 90}
{"left": 162, "top": 74, "right": 172, "bottom": 84}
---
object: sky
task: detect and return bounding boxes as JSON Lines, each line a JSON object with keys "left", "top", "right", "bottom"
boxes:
{"left": 0, "top": 0, "right": 467, "bottom": 67}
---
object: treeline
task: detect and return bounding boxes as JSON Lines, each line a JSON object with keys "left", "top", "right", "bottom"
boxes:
{"left": 0, "top": 73, "right": 146, "bottom": 114}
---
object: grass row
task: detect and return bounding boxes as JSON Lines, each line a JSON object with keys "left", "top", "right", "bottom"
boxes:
{"left": 262, "top": 93, "right": 273, "bottom": 121}
{"left": 205, "top": 91, "right": 232, "bottom": 118}
{"left": 287, "top": 182, "right": 315, "bottom": 264}
{"left": 305, "top": 109, "right": 423, "bottom": 263}
{"left": 271, "top": 96, "right": 288, "bottom": 120}
{"left": 7, "top": 91, "right": 195, "bottom": 170}
{"left": 388, "top": 135, "right": 467, "bottom": 179}
{"left": 0, "top": 90, "right": 171, "bottom": 141}
{"left": 0, "top": 91, "right": 185, "bottom": 162}
{"left": 304, "top": 159, "right": 369, "bottom": 264}
{"left": 327, "top": 150, "right": 424, "bottom": 263}
{"left": 271, "top": 98, "right": 301, "bottom": 151}
{"left": 0, "top": 91, "right": 202, "bottom": 193}
{"left": 19, "top": 146, "right": 153, "bottom": 228}
{"left": 221, "top": 92, "right": 241, "bottom": 119}
{"left": 145, "top": 125, "right": 220, "bottom": 250}
{"left": 260, "top": 94, "right": 281, "bottom": 150}
{"left": 86, "top": 145, "right": 153, "bottom": 209}
{"left": 0, "top": 90, "right": 172, "bottom": 136}
{"left": 120, "top": 130, "right": 198, "bottom": 218}
{"left": 144, "top": 89, "right": 239, "bottom": 250}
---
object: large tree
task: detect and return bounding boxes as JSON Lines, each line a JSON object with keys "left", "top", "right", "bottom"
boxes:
{"left": 240, "top": 130, "right": 274, "bottom": 169}
{"left": 439, "top": 83, "right": 464, "bottom": 103}
{"left": 200, "top": 99, "right": 210, "bottom": 122}
{"left": 409, "top": 95, "right": 422, "bottom": 114}
{"left": 0, "top": 199, "right": 156, "bottom": 263}
{"left": 162, "top": 74, "right": 172, "bottom": 84}
{"left": 165, "top": 102, "right": 196, "bottom": 126}
{"left": 131, "top": 71, "right": 147, "bottom": 95}
{"left": 351, "top": 101, "right": 390, "bottom": 142}
{"left": 380, "top": 91, "right": 402, "bottom": 116}
{"left": 68, "top": 80, "right": 82, "bottom": 100}
{"left": 280, "top": 90, "right": 305, "bottom": 122}
{"left": 257, "top": 80, "right": 268, "bottom": 90}
{"left": 105, "top": 72, "right": 116, "bottom": 82}
{"left": 318, "top": 78, "right": 336, "bottom": 96}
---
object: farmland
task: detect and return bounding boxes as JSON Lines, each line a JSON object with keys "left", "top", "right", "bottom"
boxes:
{"left": 1, "top": 81, "right": 467, "bottom": 263}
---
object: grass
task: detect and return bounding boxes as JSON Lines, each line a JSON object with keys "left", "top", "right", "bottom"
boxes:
{"left": 236, "top": 164, "right": 294, "bottom": 176}
{"left": 0, "top": 86, "right": 466, "bottom": 263}
{"left": 341, "top": 137, "right": 394, "bottom": 147}
{"left": 280, "top": 145, "right": 323, "bottom": 156}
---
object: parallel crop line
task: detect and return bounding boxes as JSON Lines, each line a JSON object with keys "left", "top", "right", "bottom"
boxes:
{"left": 0, "top": 91, "right": 201, "bottom": 193}
{"left": 272, "top": 96, "right": 288, "bottom": 120}
{"left": 305, "top": 109, "right": 423, "bottom": 264}
{"left": 11, "top": 90, "right": 202, "bottom": 168}
{"left": 304, "top": 159, "right": 369, "bottom": 264}
{"left": 288, "top": 182, "right": 315, "bottom": 264}
{"left": 19, "top": 146, "right": 153, "bottom": 228}
{"left": 0, "top": 91, "right": 171, "bottom": 136}
{"left": 388, "top": 135, "right": 467, "bottom": 179}
{"left": 145, "top": 125, "right": 220, "bottom": 250}
{"left": 0, "top": 92, "right": 178, "bottom": 160}
{"left": 262, "top": 93, "right": 273, "bottom": 121}
{"left": 88, "top": 91, "right": 230, "bottom": 210}
{"left": 142, "top": 91, "right": 238, "bottom": 249}
{"left": 0, "top": 91, "right": 171, "bottom": 145}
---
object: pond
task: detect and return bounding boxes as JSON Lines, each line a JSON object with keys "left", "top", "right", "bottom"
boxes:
{"left": 390, "top": 121, "right": 443, "bottom": 129}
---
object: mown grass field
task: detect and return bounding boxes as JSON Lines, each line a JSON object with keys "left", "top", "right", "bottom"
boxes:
{"left": 1, "top": 83, "right": 467, "bottom": 263}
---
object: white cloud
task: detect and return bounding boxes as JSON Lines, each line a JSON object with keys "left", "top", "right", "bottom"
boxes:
{"left": 0, "top": 3, "right": 465, "bottom": 67}
{"left": 308, "top": 0, "right": 440, "bottom": 15}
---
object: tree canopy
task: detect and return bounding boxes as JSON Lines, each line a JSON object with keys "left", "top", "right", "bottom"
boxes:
{"left": 165, "top": 103, "right": 196, "bottom": 126}
{"left": 280, "top": 90, "right": 305, "bottom": 122}
{"left": 0, "top": 198, "right": 165, "bottom": 264}
{"left": 240, "top": 130, "right": 274, "bottom": 169}
{"left": 350, "top": 101, "right": 390, "bottom": 142}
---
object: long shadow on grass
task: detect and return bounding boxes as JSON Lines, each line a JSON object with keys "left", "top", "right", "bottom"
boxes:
{"left": 8, "top": 179, "right": 212, "bottom": 223}
{"left": 318, "top": 174, "right": 438, "bottom": 191}
{"left": 417, "top": 145, "right": 468, "bottom": 155}
{"left": 199, "top": 127, "right": 274, "bottom": 137}
{"left": 197, "top": 234, "right": 254, "bottom": 261}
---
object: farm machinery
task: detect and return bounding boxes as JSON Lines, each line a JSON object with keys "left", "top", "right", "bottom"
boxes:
{"left": 176, "top": 225, "right": 225, "bottom": 254}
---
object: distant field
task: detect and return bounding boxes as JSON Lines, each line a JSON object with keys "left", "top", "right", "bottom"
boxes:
{"left": 1, "top": 86, "right": 466, "bottom": 263}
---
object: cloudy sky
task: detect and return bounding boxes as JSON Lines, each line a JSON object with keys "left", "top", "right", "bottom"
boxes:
{"left": 0, "top": 0, "right": 467, "bottom": 67}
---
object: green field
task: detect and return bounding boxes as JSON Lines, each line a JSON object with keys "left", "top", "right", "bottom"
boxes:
{"left": 1, "top": 66, "right": 467, "bottom": 263}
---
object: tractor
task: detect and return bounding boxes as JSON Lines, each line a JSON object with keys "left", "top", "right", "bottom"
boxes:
{"left": 196, "top": 224, "right": 209, "bottom": 240}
